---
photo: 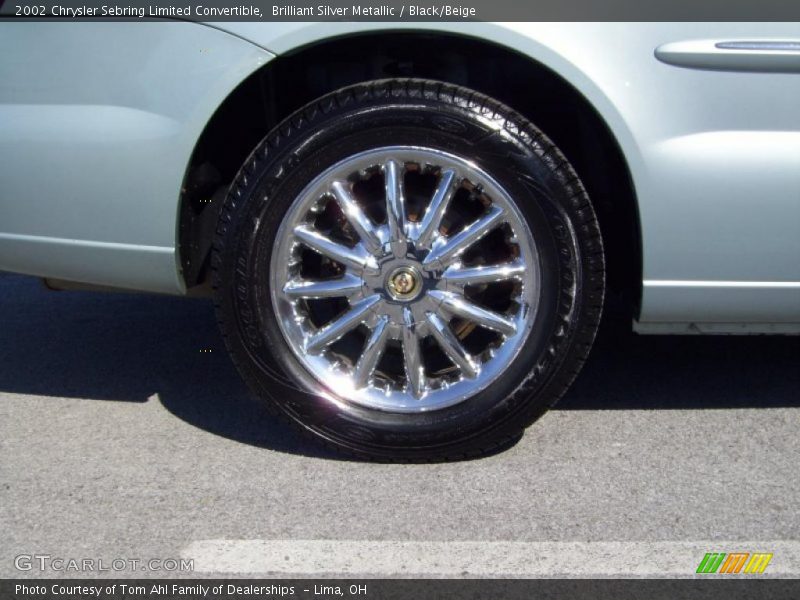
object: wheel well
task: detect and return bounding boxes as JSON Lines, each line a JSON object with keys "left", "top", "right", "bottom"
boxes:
{"left": 179, "top": 32, "right": 641, "bottom": 317}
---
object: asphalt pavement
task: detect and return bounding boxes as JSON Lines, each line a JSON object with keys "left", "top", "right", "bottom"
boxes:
{"left": 1, "top": 271, "right": 798, "bottom": 578}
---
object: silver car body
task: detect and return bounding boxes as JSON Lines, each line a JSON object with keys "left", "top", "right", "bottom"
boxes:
{"left": 1, "top": 21, "right": 798, "bottom": 332}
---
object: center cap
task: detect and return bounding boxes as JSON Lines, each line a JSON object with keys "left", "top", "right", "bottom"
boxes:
{"left": 386, "top": 266, "right": 422, "bottom": 301}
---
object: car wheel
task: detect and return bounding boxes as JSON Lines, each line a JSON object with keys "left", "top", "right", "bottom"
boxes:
{"left": 213, "top": 79, "right": 604, "bottom": 461}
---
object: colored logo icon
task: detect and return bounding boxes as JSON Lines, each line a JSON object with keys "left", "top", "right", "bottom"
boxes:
{"left": 696, "top": 552, "right": 773, "bottom": 574}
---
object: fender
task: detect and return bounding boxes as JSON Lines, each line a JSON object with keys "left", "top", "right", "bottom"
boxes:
{"left": 212, "top": 22, "right": 800, "bottom": 328}
{"left": 0, "top": 21, "right": 272, "bottom": 293}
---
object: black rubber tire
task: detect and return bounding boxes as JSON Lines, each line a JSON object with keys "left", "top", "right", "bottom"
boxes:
{"left": 212, "top": 79, "right": 605, "bottom": 462}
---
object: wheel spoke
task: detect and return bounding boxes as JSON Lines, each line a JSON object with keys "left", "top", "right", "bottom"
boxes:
{"left": 427, "top": 312, "right": 478, "bottom": 378}
{"left": 442, "top": 259, "right": 526, "bottom": 287}
{"left": 353, "top": 316, "right": 391, "bottom": 388}
{"left": 429, "top": 290, "right": 517, "bottom": 336}
{"left": 402, "top": 307, "right": 425, "bottom": 398}
{"left": 283, "top": 273, "right": 363, "bottom": 299}
{"left": 384, "top": 160, "right": 408, "bottom": 243}
{"left": 331, "top": 181, "right": 382, "bottom": 254}
{"left": 414, "top": 169, "right": 457, "bottom": 249}
{"left": 306, "top": 295, "right": 381, "bottom": 354}
{"left": 293, "top": 224, "right": 377, "bottom": 273}
{"left": 422, "top": 206, "right": 505, "bottom": 269}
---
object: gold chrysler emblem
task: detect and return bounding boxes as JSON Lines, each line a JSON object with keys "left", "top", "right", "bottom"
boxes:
{"left": 386, "top": 266, "right": 421, "bottom": 299}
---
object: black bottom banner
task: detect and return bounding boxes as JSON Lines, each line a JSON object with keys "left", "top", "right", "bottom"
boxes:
{"left": 4, "top": 579, "right": 800, "bottom": 600}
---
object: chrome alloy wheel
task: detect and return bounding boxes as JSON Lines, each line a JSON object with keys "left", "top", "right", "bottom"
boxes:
{"left": 270, "top": 146, "right": 540, "bottom": 412}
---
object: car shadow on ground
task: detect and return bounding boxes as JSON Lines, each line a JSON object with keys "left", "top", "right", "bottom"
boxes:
{"left": 561, "top": 317, "right": 800, "bottom": 411}
{"left": 1, "top": 272, "right": 798, "bottom": 459}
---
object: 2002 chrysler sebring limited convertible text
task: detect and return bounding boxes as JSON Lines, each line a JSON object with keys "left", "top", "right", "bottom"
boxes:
{"left": 1, "top": 22, "right": 798, "bottom": 460}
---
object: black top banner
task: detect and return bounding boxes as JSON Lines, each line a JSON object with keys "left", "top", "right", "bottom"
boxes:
{"left": 2, "top": 0, "right": 800, "bottom": 21}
